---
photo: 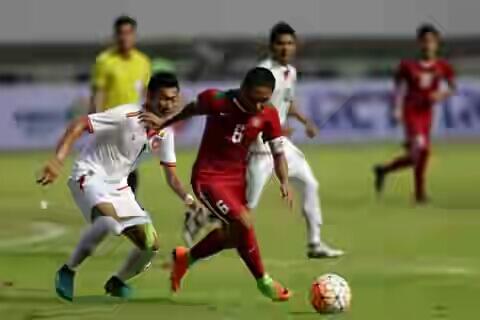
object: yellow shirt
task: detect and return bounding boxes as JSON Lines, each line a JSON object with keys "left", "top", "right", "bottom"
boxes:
{"left": 92, "top": 48, "right": 151, "bottom": 111}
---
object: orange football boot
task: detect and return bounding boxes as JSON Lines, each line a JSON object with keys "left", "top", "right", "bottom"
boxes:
{"left": 170, "top": 246, "right": 189, "bottom": 293}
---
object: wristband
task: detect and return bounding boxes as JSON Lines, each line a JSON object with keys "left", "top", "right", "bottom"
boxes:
{"left": 184, "top": 194, "right": 195, "bottom": 206}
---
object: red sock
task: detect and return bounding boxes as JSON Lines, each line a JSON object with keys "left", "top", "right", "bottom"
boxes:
{"left": 414, "top": 149, "right": 430, "bottom": 200}
{"left": 190, "top": 228, "right": 227, "bottom": 262}
{"left": 236, "top": 226, "right": 265, "bottom": 279}
{"left": 383, "top": 154, "right": 413, "bottom": 173}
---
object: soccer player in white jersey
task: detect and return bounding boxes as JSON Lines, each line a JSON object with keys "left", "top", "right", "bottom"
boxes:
{"left": 247, "top": 22, "right": 344, "bottom": 258}
{"left": 37, "top": 73, "right": 202, "bottom": 301}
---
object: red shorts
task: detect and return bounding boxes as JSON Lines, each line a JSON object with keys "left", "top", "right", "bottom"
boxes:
{"left": 403, "top": 110, "right": 432, "bottom": 149}
{"left": 192, "top": 179, "right": 247, "bottom": 223}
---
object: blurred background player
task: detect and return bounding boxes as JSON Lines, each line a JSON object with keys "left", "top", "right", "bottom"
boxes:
{"left": 374, "top": 24, "right": 456, "bottom": 203}
{"left": 141, "top": 67, "right": 292, "bottom": 302}
{"left": 247, "top": 22, "right": 343, "bottom": 258}
{"left": 37, "top": 73, "right": 200, "bottom": 301}
{"left": 90, "top": 15, "right": 152, "bottom": 195}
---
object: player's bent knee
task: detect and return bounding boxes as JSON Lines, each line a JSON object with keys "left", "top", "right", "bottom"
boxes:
{"left": 237, "top": 211, "right": 253, "bottom": 230}
{"left": 228, "top": 213, "right": 253, "bottom": 242}
{"left": 307, "top": 178, "right": 319, "bottom": 191}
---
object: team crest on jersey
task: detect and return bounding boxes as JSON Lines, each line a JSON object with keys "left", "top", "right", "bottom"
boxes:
{"left": 418, "top": 72, "right": 434, "bottom": 89}
{"left": 158, "top": 130, "right": 167, "bottom": 138}
{"left": 250, "top": 117, "right": 262, "bottom": 128}
{"left": 148, "top": 130, "right": 167, "bottom": 152}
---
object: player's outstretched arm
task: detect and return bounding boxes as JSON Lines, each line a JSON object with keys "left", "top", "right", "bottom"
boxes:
{"left": 36, "top": 117, "right": 89, "bottom": 185}
{"left": 273, "top": 151, "right": 293, "bottom": 209}
{"left": 288, "top": 101, "right": 318, "bottom": 138}
{"left": 269, "top": 136, "right": 292, "bottom": 208}
{"left": 162, "top": 165, "right": 202, "bottom": 211}
{"left": 431, "top": 78, "right": 457, "bottom": 103}
{"left": 89, "top": 88, "right": 104, "bottom": 114}
{"left": 140, "top": 102, "right": 200, "bottom": 131}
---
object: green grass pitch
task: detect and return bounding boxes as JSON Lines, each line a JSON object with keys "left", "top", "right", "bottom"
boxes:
{"left": 0, "top": 143, "right": 479, "bottom": 319}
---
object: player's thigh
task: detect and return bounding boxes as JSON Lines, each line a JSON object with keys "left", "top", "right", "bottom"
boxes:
{"left": 246, "top": 155, "right": 274, "bottom": 206}
{"left": 285, "top": 144, "right": 318, "bottom": 187}
{"left": 68, "top": 175, "right": 116, "bottom": 223}
{"left": 247, "top": 154, "right": 274, "bottom": 186}
{"left": 194, "top": 182, "right": 251, "bottom": 228}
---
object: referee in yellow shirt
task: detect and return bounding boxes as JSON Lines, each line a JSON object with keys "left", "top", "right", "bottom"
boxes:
{"left": 90, "top": 15, "right": 151, "bottom": 194}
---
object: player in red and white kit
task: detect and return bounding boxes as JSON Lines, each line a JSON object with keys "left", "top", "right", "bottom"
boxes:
{"left": 374, "top": 24, "right": 456, "bottom": 203}
{"left": 140, "top": 67, "right": 292, "bottom": 301}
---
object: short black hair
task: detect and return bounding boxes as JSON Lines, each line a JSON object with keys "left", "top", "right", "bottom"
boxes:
{"left": 242, "top": 67, "right": 275, "bottom": 91}
{"left": 147, "top": 72, "right": 179, "bottom": 93}
{"left": 269, "top": 21, "right": 296, "bottom": 45}
{"left": 417, "top": 23, "right": 440, "bottom": 39}
{"left": 114, "top": 15, "right": 137, "bottom": 33}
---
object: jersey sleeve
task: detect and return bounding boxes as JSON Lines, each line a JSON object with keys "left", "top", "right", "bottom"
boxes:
{"left": 394, "top": 60, "right": 408, "bottom": 85}
{"left": 154, "top": 128, "right": 176, "bottom": 167}
{"left": 91, "top": 56, "right": 108, "bottom": 90}
{"left": 195, "top": 89, "right": 226, "bottom": 114}
{"left": 262, "top": 108, "right": 283, "bottom": 142}
{"left": 86, "top": 107, "right": 125, "bottom": 134}
{"left": 290, "top": 68, "right": 297, "bottom": 101}
{"left": 442, "top": 61, "right": 455, "bottom": 83}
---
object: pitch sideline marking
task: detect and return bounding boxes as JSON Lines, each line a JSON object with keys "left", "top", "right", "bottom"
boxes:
{"left": 0, "top": 221, "right": 66, "bottom": 248}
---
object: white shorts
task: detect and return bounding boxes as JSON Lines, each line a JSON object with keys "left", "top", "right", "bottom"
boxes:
{"left": 68, "top": 174, "right": 151, "bottom": 230}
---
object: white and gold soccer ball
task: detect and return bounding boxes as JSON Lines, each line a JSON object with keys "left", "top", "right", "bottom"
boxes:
{"left": 310, "top": 273, "right": 351, "bottom": 314}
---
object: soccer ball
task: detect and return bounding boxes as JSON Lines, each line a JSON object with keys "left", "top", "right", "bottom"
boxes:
{"left": 310, "top": 273, "right": 351, "bottom": 314}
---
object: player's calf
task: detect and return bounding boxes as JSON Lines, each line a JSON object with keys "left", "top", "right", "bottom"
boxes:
{"left": 108, "top": 223, "right": 159, "bottom": 298}
{"left": 373, "top": 165, "right": 386, "bottom": 195}
{"left": 228, "top": 216, "right": 291, "bottom": 300}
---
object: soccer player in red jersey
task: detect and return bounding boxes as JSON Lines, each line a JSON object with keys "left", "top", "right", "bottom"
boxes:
{"left": 140, "top": 67, "right": 292, "bottom": 301}
{"left": 374, "top": 24, "right": 456, "bottom": 203}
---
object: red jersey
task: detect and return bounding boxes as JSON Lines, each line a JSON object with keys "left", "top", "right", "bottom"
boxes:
{"left": 192, "top": 89, "right": 282, "bottom": 183}
{"left": 395, "top": 59, "right": 454, "bottom": 113}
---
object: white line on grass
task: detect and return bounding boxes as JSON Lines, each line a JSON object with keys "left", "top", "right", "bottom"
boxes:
{"left": 0, "top": 221, "right": 66, "bottom": 248}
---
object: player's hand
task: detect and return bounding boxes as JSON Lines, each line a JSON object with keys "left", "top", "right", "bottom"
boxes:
{"left": 280, "top": 183, "right": 293, "bottom": 209}
{"left": 430, "top": 91, "right": 447, "bottom": 104}
{"left": 187, "top": 199, "right": 204, "bottom": 212}
{"left": 36, "top": 158, "right": 63, "bottom": 186}
{"left": 305, "top": 121, "right": 319, "bottom": 139}
{"left": 139, "top": 112, "right": 164, "bottom": 131}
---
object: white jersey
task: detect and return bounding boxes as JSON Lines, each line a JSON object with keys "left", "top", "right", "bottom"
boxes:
{"left": 71, "top": 104, "right": 176, "bottom": 184}
{"left": 251, "top": 57, "right": 297, "bottom": 152}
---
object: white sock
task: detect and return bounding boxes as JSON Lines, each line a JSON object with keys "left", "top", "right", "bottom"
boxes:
{"left": 116, "top": 247, "right": 156, "bottom": 282}
{"left": 307, "top": 222, "right": 321, "bottom": 247}
{"left": 66, "top": 216, "right": 121, "bottom": 270}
